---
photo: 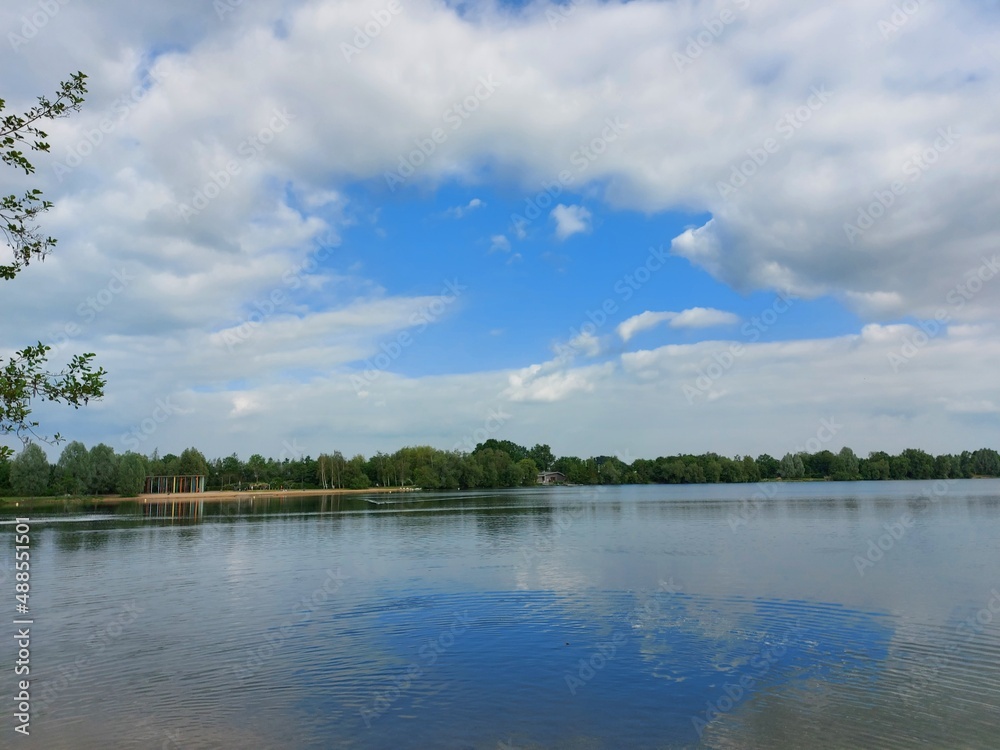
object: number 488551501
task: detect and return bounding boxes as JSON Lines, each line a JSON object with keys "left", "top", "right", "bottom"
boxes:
{"left": 15, "top": 519, "right": 30, "bottom": 608}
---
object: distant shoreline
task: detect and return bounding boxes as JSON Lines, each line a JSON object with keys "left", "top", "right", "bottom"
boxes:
{"left": 0, "top": 486, "right": 419, "bottom": 510}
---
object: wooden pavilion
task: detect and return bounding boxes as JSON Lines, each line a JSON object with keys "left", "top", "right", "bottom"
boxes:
{"left": 143, "top": 474, "right": 206, "bottom": 494}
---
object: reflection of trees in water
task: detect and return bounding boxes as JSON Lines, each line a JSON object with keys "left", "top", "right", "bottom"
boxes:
{"left": 55, "top": 527, "right": 83, "bottom": 552}
{"left": 55, "top": 523, "right": 149, "bottom": 553}
{"left": 83, "top": 530, "right": 111, "bottom": 550}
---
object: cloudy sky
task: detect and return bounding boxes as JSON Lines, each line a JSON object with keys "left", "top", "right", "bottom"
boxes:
{"left": 2, "top": 0, "right": 999, "bottom": 462}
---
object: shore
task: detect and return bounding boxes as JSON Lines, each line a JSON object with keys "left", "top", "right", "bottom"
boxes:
{"left": 1, "top": 486, "right": 419, "bottom": 510}
{"left": 136, "top": 486, "right": 419, "bottom": 504}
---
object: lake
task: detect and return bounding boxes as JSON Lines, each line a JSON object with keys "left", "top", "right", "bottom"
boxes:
{"left": 2, "top": 480, "right": 1000, "bottom": 748}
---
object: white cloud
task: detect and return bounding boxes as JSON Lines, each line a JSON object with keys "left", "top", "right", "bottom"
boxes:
{"left": 489, "top": 234, "right": 511, "bottom": 253}
{"left": 669, "top": 307, "right": 741, "bottom": 329}
{"left": 550, "top": 204, "right": 592, "bottom": 240}
{"left": 445, "top": 197, "right": 484, "bottom": 218}
{"left": 567, "top": 330, "right": 604, "bottom": 357}
{"left": 3, "top": 0, "right": 999, "bottom": 460}
{"left": 505, "top": 362, "right": 614, "bottom": 403}
{"left": 618, "top": 308, "right": 740, "bottom": 341}
{"left": 617, "top": 311, "right": 676, "bottom": 342}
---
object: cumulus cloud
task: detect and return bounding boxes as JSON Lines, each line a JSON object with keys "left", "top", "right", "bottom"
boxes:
{"left": 16, "top": 0, "right": 995, "bottom": 324}
{"left": 550, "top": 204, "right": 592, "bottom": 240}
{"left": 445, "top": 198, "right": 484, "bottom": 218}
{"left": 566, "top": 330, "right": 604, "bottom": 357}
{"left": 489, "top": 234, "right": 511, "bottom": 253}
{"left": 617, "top": 311, "right": 676, "bottom": 342}
{"left": 617, "top": 308, "right": 740, "bottom": 341}
{"left": 2, "top": 0, "right": 998, "bottom": 459}
{"left": 670, "top": 307, "right": 741, "bottom": 329}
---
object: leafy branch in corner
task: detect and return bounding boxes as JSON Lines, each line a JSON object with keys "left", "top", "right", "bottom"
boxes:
{"left": 1, "top": 72, "right": 106, "bottom": 460}
{"left": 1, "top": 71, "right": 87, "bottom": 280}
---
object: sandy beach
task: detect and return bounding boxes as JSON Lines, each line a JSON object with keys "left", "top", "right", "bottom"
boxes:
{"left": 131, "top": 486, "right": 420, "bottom": 504}
{"left": 1, "top": 486, "right": 420, "bottom": 509}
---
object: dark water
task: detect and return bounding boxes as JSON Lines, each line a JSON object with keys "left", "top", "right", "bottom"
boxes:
{"left": 2, "top": 480, "right": 1000, "bottom": 749}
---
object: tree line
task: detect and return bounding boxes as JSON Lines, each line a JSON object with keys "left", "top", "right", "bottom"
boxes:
{"left": 2, "top": 439, "right": 999, "bottom": 498}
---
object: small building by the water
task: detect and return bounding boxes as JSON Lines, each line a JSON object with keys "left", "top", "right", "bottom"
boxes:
{"left": 144, "top": 474, "right": 206, "bottom": 494}
{"left": 536, "top": 471, "right": 567, "bottom": 485}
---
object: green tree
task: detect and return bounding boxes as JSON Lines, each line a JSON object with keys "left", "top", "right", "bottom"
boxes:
{"left": 344, "top": 454, "right": 370, "bottom": 489}
{"left": 779, "top": 453, "right": 804, "bottom": 479}
{"left": 861, "top": 456, "right": 890, "bottom": 480}
{"left": 0, "top": 453, "right": 10, "bottom": 493}
{"left": 218, "top": 453, "right": 241, "bottom": 488}
{"left": 89, "top": 443, "right": 118, "bottom": 494}
{"left": 516, "top": 458, "right": 539, "bottom": 486}
{"left": 159, "top": 453, "right": 181, "bottom": 475}
{"left": 831, "top": 446, "right": 861, "bottom": 481}
{"left": 116, "top": 452, "right": 148, "bottom": 496}
{"left": 703, "top": 458, "right": 722, "bottom": 483}
{"left": 10, "top": 443, "right": 50, "bottom": 496}
{"left": 970, "top": 448, "right": 1000, "bottom": 477}
{"left": 1, "top": 73, "right": 106, "bottom": 460}
{"left": 474, "top": 439, "right": 529, "bottom": 464}
{"left": 528, "top": 444, "right": 555, "bottom": 472}
{"left": 889, "top": 454, "right": 911, "bottom": 480}
{"left": 719, "top": 457, "right": 745, "bottom": 483}
{"left": 178, "top": 447, "right": 209, "bottom": 476}
{"left": 806, "top": 450, "right": 836, "bottom": 479}
{"left": 741, "top": 455, "right": 761, "bottom": 483}
{"left": 246, "top": 453, "right": 266, "bottom": 482}
{"left": 901, "top": 448, "right": 934, "bottom": 479}
{"left": 755, "top": 454, "right": 779, "bottom": 480}
{"left": 57, "top": 440, "right": 93, "bottom": 495}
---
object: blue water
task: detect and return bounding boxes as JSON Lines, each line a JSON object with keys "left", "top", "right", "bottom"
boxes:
{"left": 2, "top": 481, "right": 999, "bottom": 748}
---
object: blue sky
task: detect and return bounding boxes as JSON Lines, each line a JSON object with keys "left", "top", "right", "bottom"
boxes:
{"left": 311, "top": 180, "right": 862, "bottom": 378}
{"left": 2, "top": 0, "right": 998, "bottom": 461}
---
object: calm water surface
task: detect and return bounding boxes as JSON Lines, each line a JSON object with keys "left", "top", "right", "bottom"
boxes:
{"left": 2, "top": 481, "right": 1000, "bottom": 749}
